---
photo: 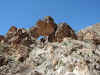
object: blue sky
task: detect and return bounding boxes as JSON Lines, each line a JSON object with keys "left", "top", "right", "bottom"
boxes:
{"left": 0, "top": 0, "right": 99, "bottom": 35}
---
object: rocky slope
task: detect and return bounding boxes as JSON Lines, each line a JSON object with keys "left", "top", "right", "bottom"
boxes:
{"left": 0, "top": 17, "right": 100, "bottom": 75}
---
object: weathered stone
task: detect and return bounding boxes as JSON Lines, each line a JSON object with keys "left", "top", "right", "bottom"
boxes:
{"left": 6, "top": 26, "right": 17, "bottom": 39}
{"left": 48, "top": 32, "right": 57, "bottom": 42}
{"left": 77, "top": 30, "right": 84, "bottom": 41}
{"left": 48, "top": 23, "right": 77, "bottom": 42}
{"left": 28, "top": 16, "right": 77, "bottom": 43}
{"left": 77, "top": 26, "right": 100, "bottom": 45}
{"left": 94, "top": 37, "right": 100, "bottom": 45}
{"left": 36, "top": 16, "right": 57, "bottom": 36}
{"left": 0, "top": 22, "right": 100, "bottom": 75}
{"left": 53, "top": 23, "right": 77, "bottom": 42}
{"left": 17, "top": 46, "right": 30, "bottom": 62}
{"left": 29, "top": 27, "right": 40, "bottom": 39}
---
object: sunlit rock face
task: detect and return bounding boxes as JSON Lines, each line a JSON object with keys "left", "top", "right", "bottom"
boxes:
{"left": 55, "top": 23, "right": 77, "bottom": 42}
{"left": 48, "top": 23, "right": 77, "bottom": 42}
{"left": 0, "top": 17, "right": 100, "bottom": 75}
{"left": 77, "top": 23, "right": 100, "bottom": 45}
{"left": 36, "top": 16, "right": 57, "bottom": 36}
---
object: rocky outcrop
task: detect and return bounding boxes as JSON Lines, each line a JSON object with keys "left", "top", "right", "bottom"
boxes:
{"left": 36, "top": 16, "right": 57, "bottom": 36}
{"left": 48, "top": 23, "right": 77, "bottom": 42}
{"left": 0, "top": 28, "right": 34, "bottom": 62}
{"left": 29, "top": 27, "right": 40, "bottom": 39}
{"left": 77, "top": 23, "right": 100, "bottom": 45}
{"left": 6, "top": 26, "right": 17, "bottom": 40}
{"left": 29, "top": 16, "right": 77, "bottom": 42}
{"left": 29, "top": 16, "right": 57, "bottom": 39}
{"left": 55, "top": 23, "right": 77, "bottom": 42}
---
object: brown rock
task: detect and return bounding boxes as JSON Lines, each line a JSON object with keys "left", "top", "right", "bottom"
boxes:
{"left": 0, "top": 56, "right": 5, "bottom": 66}
{"left": 6, "top": 26, "right": 17, "bottom": 41}
{"left": 44, "top": 16, "right": 55, "bottom": 24}
{"left": 54, "top": 23, "right": 77, "bottom": 42}
{"left": 29, "top": 16, "right": 77, "bottom": 43}
{"left": 48, "top": 32, "right": 57, "bottom": 42}
{"left": 0, "top": 35, "right": 5, "bottom": 43}
{"left": 17, "top": 28, "right": 29, "bottom": 40}
{"left": 17, "top": 28, "right": 27, "bottom": 36}
{"left": 10, "top": 28, "right": 33, "bottom": 48}
{"left": 29, "top": 27, "right": 40, "bottom": 39}
{"left": 4, "top": 17, "right": 78, "bottom": 44}
{"left": 36, "top": 16, "right": 57, "bottom": 36}
{"left": 8, "top": 26, "right": 17, "bottom": 32}
{"left": 17, "top": 46, "right": 30, "bottom": 62}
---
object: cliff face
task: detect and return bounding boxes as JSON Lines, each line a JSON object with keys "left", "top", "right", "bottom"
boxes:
{"left": 0, "top": 17, "right": 100, "bottom": 75}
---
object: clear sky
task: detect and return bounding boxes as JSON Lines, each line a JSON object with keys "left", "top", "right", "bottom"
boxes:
{"left": 0, "top": 0, "right": 99, "bottom": 35}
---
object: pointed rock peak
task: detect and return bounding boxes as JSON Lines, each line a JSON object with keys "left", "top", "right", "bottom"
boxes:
{"left": 8, "top": 26, "right": 17, "bottom": 32}
{"left": 43, "top": 16, "right": 55, "bottom": 24}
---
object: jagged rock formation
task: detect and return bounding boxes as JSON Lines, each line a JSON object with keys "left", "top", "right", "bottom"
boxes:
{"left": 0, "top": 16, "right": 77, "bottom": 44}
{"left": 29, "top": 16, "right": 77, "bottom": 42}
{"left": 48, "top": 23, "right": 77, "bottom": 42}
{"left": 55, "top": 23, "right": 77, "bottom": 42}
{"left": 0, "top": 17, "right": 100, "bottom": 75}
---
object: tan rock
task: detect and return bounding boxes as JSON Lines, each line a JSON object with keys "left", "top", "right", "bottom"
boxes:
{"left": 83, "top": 31, "right": 95, "bottom": 40}
{"left": 77, "top": 23, "right": 100, "bottom": 45}
{"left": 73, "top": 60, "right": 90, "bottom": 75}
{"left": 77, "top": 30, "right": 84, "bottom": 41}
